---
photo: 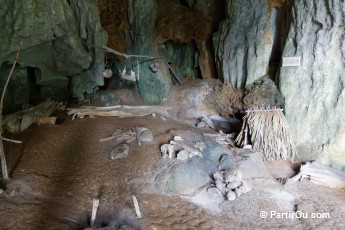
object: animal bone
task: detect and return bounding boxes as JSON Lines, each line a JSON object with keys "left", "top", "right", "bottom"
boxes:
{"left": 160, "top": 144, "right": 175, "bottom": 158}
{"left": 170, "top": 140, "right": 203, "bottom": 158}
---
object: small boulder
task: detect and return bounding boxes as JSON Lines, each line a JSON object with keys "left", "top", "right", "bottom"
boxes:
{"left": 110, "top": 143, "right": 130, "bottom": 159}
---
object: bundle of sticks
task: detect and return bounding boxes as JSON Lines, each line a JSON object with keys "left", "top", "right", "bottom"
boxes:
{"left": 235, "top": 107, "right": 297, "bottom": 161}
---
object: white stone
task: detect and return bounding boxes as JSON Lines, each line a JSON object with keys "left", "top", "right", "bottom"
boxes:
{"left": 213, "top": 171, "right": 224, "bottom": 181}
{"left": 224, "top": 171, "right": 236, "bottom": 183}
{"left": 234, "top": 187, "right": 243, "bottom": 198}
{"left": 227, "top": 181, "right": 242, "bottom": 190}
{"left": 234, "top": 170, "right": 243, "bottom": 182}
{"left": 207, "top": 186, "right": 223, "bottom": 197}
{"left": 215, "top": 180, "right": 226, "bottom": 195}
{"left": 226, "top": 191, "right": 237, "bottom": 201}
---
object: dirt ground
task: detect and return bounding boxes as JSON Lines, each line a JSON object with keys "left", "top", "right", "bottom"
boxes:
{"left": 0, "top": 104, "right": 344, "bottom": 229}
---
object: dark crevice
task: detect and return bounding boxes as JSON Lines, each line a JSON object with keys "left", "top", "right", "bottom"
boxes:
{"left": 27, "top": 67, "right": 41, "bottom": 105}
{"left": 179, "top": 0, "right": 189, "bottom": 7}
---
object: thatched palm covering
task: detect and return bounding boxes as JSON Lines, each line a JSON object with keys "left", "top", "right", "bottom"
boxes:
{"left": 236, "top": 108, "right": 297, "bottom": 161}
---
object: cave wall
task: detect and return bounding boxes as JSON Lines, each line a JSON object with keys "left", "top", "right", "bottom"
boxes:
{"left": 155, "top": 1, "right": 215, "bottom": 80}
{"left": 0, "top": 0, "right": 107, "bottom": 103}
{"left": 214, "top": 0, "right": 345, "bottom": 170}
{"left": 0, "top": 0, "right": 344, "bottom": 169}
{"left": 125, "top": 0, "right": 172, "bottom": 103}
{"left": 213, "top": 0, "right": 276, "bottom": 87}
{"left": 279, "top": 0, "right": 345, "bottom": 170}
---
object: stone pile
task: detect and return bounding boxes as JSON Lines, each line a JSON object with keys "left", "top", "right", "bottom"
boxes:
{"left": 207, "top": 169, "right": 251, "bottom": 201}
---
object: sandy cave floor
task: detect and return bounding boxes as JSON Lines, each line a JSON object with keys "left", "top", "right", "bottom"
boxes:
{"left": 0, "top": 110, "right": 344, "bottom": 230}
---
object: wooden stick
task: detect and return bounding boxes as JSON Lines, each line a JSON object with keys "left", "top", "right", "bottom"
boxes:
{"left": 1, "top": 137, "right": 22, "bottom": 144}
{"left": 159, "top": 54, "right": 183, "bottom": 86}
{"left": 86, "top": 42, "right": 183, "bottom": 86}
{"left": 132, "top": 195, "right": 142, "bottom": 219}
{"left": 90, "top": 198, "right": 99, "bottom": 228}
{"left": 102, "top": 46, "right": 159, "bottom": 59}
{"left": 0, "top": 42, "right": 23, "bottom": 181}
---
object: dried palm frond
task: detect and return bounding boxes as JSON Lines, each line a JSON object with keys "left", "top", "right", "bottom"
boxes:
{"left": 235, "top": 107, "right": 297, "bottom": 161}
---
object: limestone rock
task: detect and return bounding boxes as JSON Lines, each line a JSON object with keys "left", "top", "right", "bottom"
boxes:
{"left": 154, "top": 157, "right": 214, "bottom": 195}
{"left": 170, "top": 79, "right": 218, "bottom": 119}
{"left": 243, "top": 79, "right": 284, "bottom": 109}
{"left": 218, "top": 154, "right": 237, "bottom": 171}
{"left": 0, "top": 64, "right": 29, "bottom": 114}
{"left": 0, "top": 0, "right": 107, "bottom": 101}
{"left": 213, "top": 0, "right": 275, "bottom": 87}
{"left": 279, "top": 0, "right": 345, "bottom": 170}
{"left": 162, "top": 41, "right": 199, "bottom": 81}
{"left": 126, "top": 0, "right": 172, "bottom": 103}
{"left": 237, "top": 152, "right": 270, "bottom": 180}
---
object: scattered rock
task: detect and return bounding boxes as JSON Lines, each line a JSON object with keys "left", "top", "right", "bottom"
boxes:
{"left": 110, "top": 143, "right": 130, "bottom": 160}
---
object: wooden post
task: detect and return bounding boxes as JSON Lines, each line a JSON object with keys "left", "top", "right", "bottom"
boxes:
{"left": 0, "top": 42, "right": 23, "bottom": 181}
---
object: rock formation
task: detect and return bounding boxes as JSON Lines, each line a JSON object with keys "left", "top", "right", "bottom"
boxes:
{"left": 125, "top": 0, "right": 172, "bottom": 103}
{"left": 213, "top": 0, "right": 276, "bottom": 87}
{"left": 279, "top": 0, "right": 345, "bottom": 169}
{"left": 0, "top": 0, "right": 107, "bottom": 103}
